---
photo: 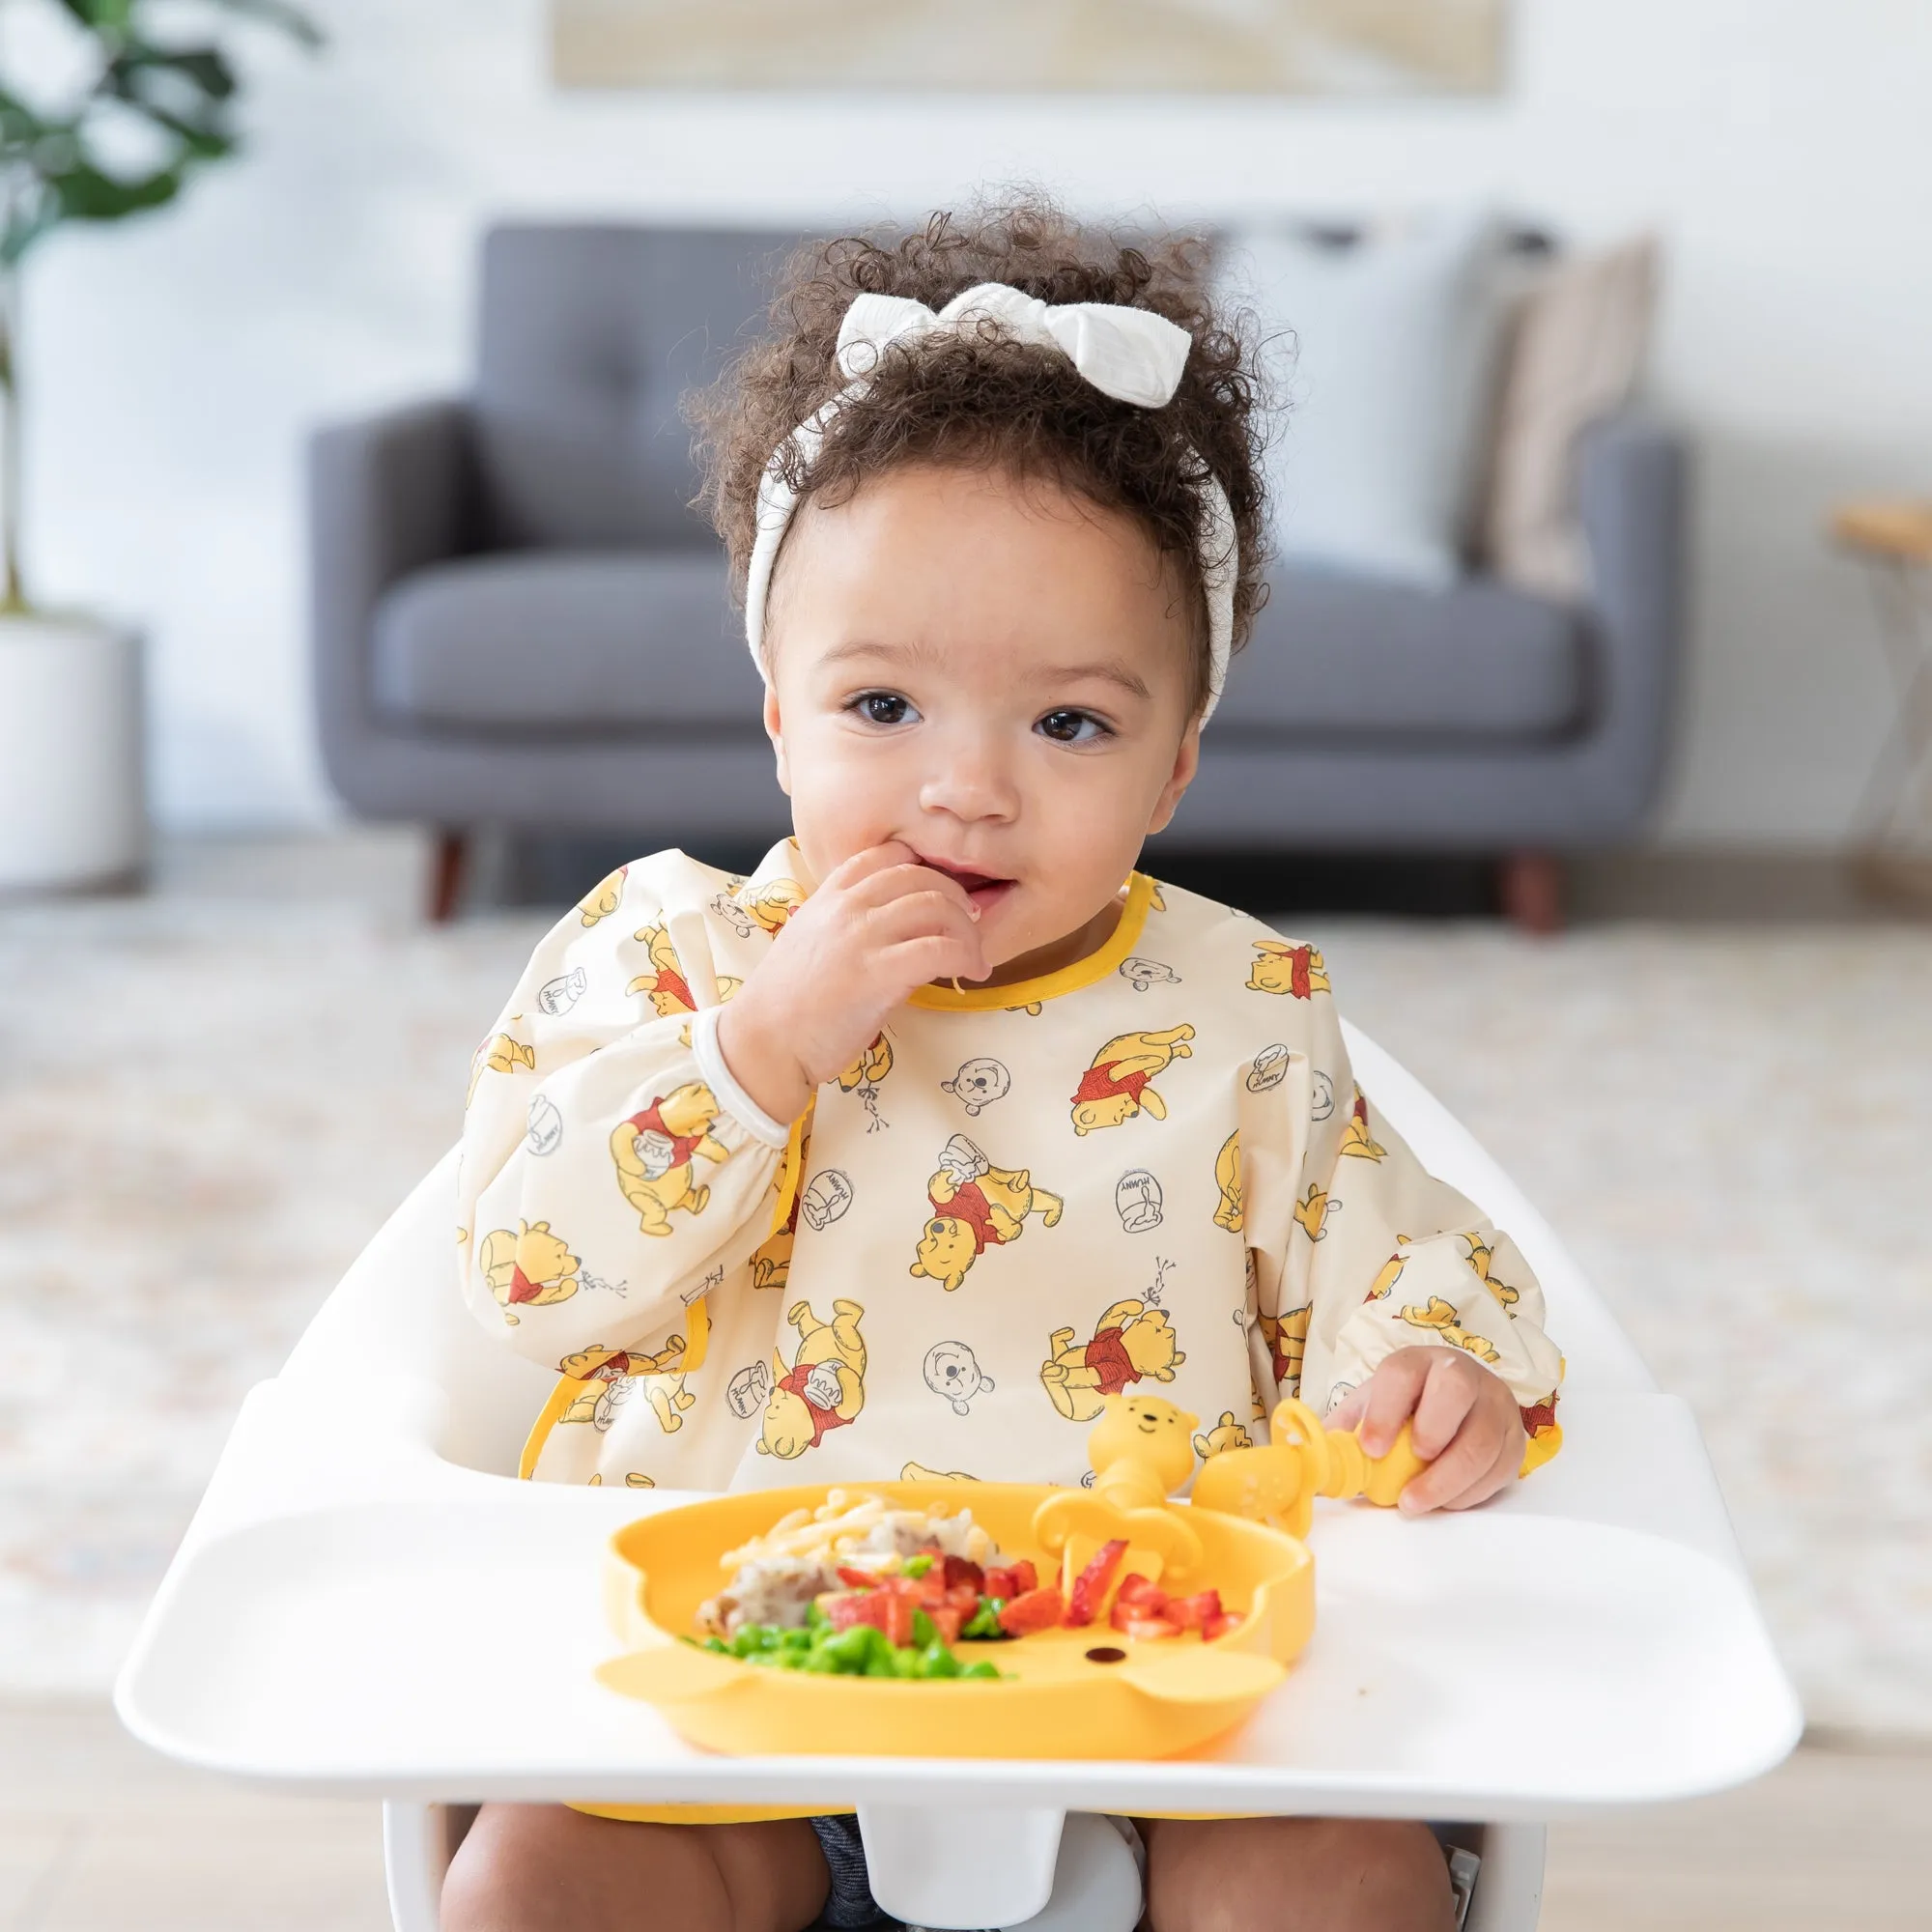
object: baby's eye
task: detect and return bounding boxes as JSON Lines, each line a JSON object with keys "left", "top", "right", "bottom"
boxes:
{"left": 850, "top": 691, "right": 917, "bottom": 727}
{"left": 1037, "top": 708, "right": 1112, "bottom": 746}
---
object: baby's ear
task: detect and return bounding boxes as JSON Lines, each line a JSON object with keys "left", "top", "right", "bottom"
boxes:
{"left": 761, "top": 682, "right": 792, "bottom": 796}
{"left": 1145, "top": 716, "right": 1203, "bottom": 838}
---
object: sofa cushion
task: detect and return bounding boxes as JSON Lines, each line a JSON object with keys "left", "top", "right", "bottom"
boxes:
{"left": 372, "top": 553, "right": 768, "bottom": 733}
{"left": 1223, "top": 210, "right": 1511, "bottom": 591}
{"left": 473, "top": 225, "right": 807, "bottom": 552}
{"left": 1220, "top": 567, "right": 1587, "bottom": 740}
{"left": 1482, "top": 236, "right": 1659, "bottom": 600}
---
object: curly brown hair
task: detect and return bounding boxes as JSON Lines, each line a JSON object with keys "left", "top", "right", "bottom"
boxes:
{"left": 687, "top": 192, "right": 1270, "bottom": 714}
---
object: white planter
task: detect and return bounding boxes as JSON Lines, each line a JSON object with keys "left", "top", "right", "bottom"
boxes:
{"left": 0, "top": 615, "right": 146, "bottom": 893}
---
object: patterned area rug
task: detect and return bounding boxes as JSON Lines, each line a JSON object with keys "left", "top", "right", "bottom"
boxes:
{"left": 2, "top": 885, "right": 1927, "bottom": 1733}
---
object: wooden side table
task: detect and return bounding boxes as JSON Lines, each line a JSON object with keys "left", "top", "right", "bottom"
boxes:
{"left": 1830, "top": 499, "right": 1932, "bottom": 907}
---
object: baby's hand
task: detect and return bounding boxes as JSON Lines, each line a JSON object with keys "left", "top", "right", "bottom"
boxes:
{"left": 715, "top": 841, "right": 986, "bottom": 1125}
{"left": 1328, "top": 1347, "right": 1525, "bottom": 1515}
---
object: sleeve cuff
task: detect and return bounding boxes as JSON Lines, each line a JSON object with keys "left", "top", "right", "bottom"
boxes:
{"left": 691, "top": 1005, "right": 792, "bottom": 1150}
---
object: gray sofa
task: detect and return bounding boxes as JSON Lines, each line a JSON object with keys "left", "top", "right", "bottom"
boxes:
{"left": 310, "top": 224, "right": 1685, "bottom": 923}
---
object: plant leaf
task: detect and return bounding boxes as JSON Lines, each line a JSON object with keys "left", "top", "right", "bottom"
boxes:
{"left": 53, "top": 161, "right": 184, "bottom": 222}
{"left": 207, "top": 0, "right": 326, "bottom": 50}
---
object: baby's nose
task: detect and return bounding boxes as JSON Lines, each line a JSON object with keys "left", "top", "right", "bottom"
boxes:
{"left": 917, "top": 729, "right": 1021, "bottom": 825}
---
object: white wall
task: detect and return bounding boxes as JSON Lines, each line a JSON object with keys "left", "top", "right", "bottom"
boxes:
{"left": 18, "top": 0, "right": 1932, "bottom": 838}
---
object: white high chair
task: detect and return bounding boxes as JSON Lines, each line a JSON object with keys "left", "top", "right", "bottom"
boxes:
{"left": 115, "top": 1026, "right": 1800, "bottom": 1932}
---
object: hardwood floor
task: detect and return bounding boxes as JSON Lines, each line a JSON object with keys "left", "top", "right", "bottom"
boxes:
{"left": 1, "top": 1703, "right": 1924, "bottom": 1930}
{"left": 0, "top": 1702, "right": 386, "bottom": 1931}
{"left": 1540, "top": 1740, "right": 1931, "bottom": 1931}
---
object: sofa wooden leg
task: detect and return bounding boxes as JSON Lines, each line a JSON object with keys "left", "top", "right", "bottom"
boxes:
{"left": 1499, "top": 851, "right": 1564, "bottom": 933}
{"left": 429, "top": 829, "right": 468, "bottom": 923}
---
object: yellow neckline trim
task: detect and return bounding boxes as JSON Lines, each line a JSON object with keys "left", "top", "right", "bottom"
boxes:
{"left": 906, "top": 874, "right": 1154, "bottom": 1013}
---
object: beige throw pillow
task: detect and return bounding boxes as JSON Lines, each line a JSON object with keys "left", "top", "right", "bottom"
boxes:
{"left": 1482, "top": 237, "right": 1658, "bottom": 600}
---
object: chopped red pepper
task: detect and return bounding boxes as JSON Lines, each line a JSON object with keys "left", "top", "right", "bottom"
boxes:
{"left": 997, "top": 1586, "right": 1065, "bottom": 1636}
{"left": 1166, "top": 1591, "right": 1223, "bottom": 1633}
{"left": 836, "top": 1565, "right": 881, "bottom": 1589}
{"left": 982, "top": 1567, "right": 1018, "bottom": 1603}
{"left": 926, "top": 1604, "right": 965, "bottom": 1644}
{"left": 941, "top": 1554, "right": 985, "bottom": 1594}
{"left": 1121, "top": 1614, "right": 1182, "bottom": 1641}
{"left": 873, "top": 1590, "right": 916, "bottom": 1649}
{"left": 1065, "top": 1539, "right": 1129, "bottom": 1628}
{"left": 1111, "top": 1592, "right": 1170, "bottom": 1632}
{"left": 1114, "top": 1574, "right": 1166, "bottom": 1611}
{"left": 1201, "top": 1610, "right": 1243, "bottom": 1643}
{"left": 1009, "top": 1558, "right": 1037, "bottom": 1596}
{"left": 826, "top": 1585, "right": 913, "bottom": 1648}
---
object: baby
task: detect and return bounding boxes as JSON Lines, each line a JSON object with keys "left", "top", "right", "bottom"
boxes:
{"left": 443, "top": 197, "right": 1563, "bottom": 1932}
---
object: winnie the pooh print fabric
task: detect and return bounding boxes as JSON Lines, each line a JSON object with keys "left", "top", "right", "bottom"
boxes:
{"left": 458, "top": 843, "right": 1565, "bottom": 1492}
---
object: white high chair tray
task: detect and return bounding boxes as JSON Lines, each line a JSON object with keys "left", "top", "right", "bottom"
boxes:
{"left": 116, "top": 1026, "right": 1801, "bottom": 1824}
{"left": 116, "top": 1382, "right": 1797, "bottom": 1821}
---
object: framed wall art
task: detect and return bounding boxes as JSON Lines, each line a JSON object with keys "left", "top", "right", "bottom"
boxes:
{"left": 552, "top": 1, "right": 1508, "bottom": 96}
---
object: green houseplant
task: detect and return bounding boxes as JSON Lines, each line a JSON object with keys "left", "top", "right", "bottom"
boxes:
{"left": 0, "top": 0, "right": 318, "bottom": 890}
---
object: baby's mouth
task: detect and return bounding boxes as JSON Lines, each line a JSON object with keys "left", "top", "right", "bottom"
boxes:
{"left": 919, "top": 857, "right": 1016, "bottom": 912}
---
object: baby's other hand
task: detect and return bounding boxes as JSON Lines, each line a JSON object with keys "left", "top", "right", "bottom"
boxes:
{"left": 1328, "top": 1347, "right": 1525, "bottom": 1515}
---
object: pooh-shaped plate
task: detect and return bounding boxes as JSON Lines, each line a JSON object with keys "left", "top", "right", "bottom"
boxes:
{"left": 597, "top": 1479, "right": 1311, "bottom": 1761}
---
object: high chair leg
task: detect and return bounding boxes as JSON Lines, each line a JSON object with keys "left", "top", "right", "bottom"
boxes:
{"left": 1462, "top": 1823, "right": 1545, "bottom": 1932}
{"left": 384, "top": 1801, "right": 468, "bottom": 1932}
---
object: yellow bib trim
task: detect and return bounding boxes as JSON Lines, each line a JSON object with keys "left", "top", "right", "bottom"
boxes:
{"left": 517, "top": 1299, "right": 711, "bottom": 1483}
{"left": 906, "top": 874, "right": 1155, "bottom": 1013}
{"left": 569, "top": 1801, "right": 847, "bottom": 1826}
{"left": 1520, "top": 1422, "right": 1563, "bottom": 1477}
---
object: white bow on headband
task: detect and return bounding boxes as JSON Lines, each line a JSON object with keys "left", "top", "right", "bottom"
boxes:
{"left": 742, "top": 281, "right": 1237, "bottom": 721}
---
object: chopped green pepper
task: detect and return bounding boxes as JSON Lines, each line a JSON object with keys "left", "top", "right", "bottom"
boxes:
{"left": 961, "top": 1598, "right": 1009, "bottom": 1640}
{"left": 706, "top": 1618, "right": 1009, "bottom": 1680}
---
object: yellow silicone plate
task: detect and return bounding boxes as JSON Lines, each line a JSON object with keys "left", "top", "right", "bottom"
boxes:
{"left": 596, "top": 1480, "right": 1314, "bottom": 1760}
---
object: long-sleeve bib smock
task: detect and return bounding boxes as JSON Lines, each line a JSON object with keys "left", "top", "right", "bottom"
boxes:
{"left": 458, "top": 842, "right": 1564, "bottom": 1492}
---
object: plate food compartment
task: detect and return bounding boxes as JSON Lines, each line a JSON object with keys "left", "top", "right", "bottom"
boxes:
{"left": 597, "top": 1476, "right": 1313, "bottom": 1759}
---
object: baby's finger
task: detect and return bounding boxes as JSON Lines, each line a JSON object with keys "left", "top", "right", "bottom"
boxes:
{"left": 1356, "top": 1352, "right": 1430, "bottom": 1458}
{"left": 1325, "top": 1386, "right": 1368, "bottom": 1431}
{"left": 867, "top": 888, "right": 986, "bottom": 961}
{"left": 822, "top": 841, "right": 920, "bottom": 893}
{"left": 853, "top": 861, "right": 980, "bottom": 923}
{"left": 1397, "top": 1417, "right": 1498, "bottom": 1515}
{"left": 1435, "top": 1435, "right": 1523, "bottom": 1514}
{"left": 876, "top": 931, "right": 989, "bottom": 995}
{"left": 1409, "top": 1354, "right": 1480, "bottom": 1463}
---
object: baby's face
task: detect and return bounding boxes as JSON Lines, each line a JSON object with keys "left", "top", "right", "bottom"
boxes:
{"left": 762, "top": 462, "right": 1201, "bottom": 978}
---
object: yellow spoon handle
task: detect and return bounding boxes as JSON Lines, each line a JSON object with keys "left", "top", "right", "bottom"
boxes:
{"left": 1269, "top": 1400, "right": 1428, "bottom": 1509}
{"left": 1312, "top": 1420, "right": 1427, "bottom": 1506}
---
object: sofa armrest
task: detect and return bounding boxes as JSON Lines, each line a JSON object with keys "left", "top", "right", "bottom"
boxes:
{"left": 308, "top": 399, "right": 476, "bottom": 808}
{"left": 1572, "top": 410, "right": 1690, "bottom": 830}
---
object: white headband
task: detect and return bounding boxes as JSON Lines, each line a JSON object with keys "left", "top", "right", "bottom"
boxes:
{"left": 742, "top": 281, "right": 1238, "bottom": 723}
